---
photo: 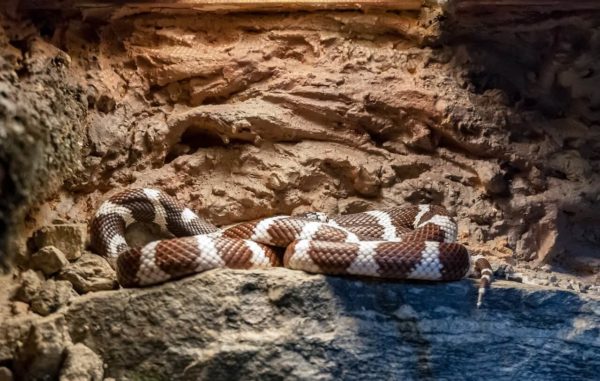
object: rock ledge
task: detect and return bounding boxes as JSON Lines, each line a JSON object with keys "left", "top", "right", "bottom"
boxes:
{"left": 1, "top": 269, "right": 598, "bottom": 380}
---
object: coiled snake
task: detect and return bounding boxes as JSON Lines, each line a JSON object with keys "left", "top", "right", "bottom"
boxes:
{"left": 91, "top": 188, "right": 493, "bottom": 306}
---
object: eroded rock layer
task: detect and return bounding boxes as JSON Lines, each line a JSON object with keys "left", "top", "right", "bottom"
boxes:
{"left": 1, "top": 269, "right": 599, "bottom": 380}
{"left": 8, "top": 3, "right": 596, "bottom": 274}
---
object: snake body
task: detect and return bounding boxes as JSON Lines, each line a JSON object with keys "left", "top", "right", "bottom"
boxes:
{"left": 91, "top": 188, "right": 492, "bottom": 305}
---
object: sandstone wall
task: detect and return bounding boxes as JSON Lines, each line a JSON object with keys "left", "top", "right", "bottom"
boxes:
{"left": 0, "top": 11, "right": 86, "bottom": 268}
{"left": 3, "top": 1, "right": 597, "bottom": 275}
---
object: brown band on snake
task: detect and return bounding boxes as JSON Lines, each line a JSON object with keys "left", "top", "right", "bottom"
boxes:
{"left": 373, "top": 240, "right": 426, "bottom": 278}
{"left": 307, "top": 242, "right": 359, "bottom": 275}
{"left": 221, "top": 220, "right": 261, "bottom": 240}
{"left": 266, "top": 219, "right": 301, "bottom": 246}
{"left": 386, "top": 206, "right": 421, "bottom": 229}
{"left": 157, "top": 192, "right": 218, "bottom": 237}
{"left": 116, "top": 247, "right": 142, "bottom": 287}
{"left": 262, "top": 245, "right": 283, "bottom": 267}
{"left": 110, "top": 189, "right": 157, "bottom": 222}
{"left": 438, "top": 243, "right": 470, "bottom": 281}
{"left": 213, "top": 238, "right": 254, "bottom": 269}
{"left": 336, "top": 224, "right": 413, "bottom": 240}
{"left": 400, "top": 224, "right": 446, "bottom": 242}
{"left": 154, "top": 238, "right": 203, "bottom": 277}
{"left": 282, "top": 240, "right": 299, "bottom": 268}
{"left": 312, "top": 225, "right": 353, "bottom": 242}
{"left": 341, "top": 224, "right": 387, "bottom": 240}
{"left": 332, "top": 213, "right": 380, "bottom": 226}
{"left": 90, "top": 213, "right": 128, "bottom": 258}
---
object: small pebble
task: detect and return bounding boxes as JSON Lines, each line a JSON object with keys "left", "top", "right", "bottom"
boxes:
{"left": 30, "top": 246, "right": 69, "bottom": 276}
{"left": 540, "top": 264, "right": 552, "bottom": 273}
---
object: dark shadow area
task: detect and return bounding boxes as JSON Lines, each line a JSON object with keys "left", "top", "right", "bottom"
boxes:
{"left": 321, "top": 276, "right": 595, "bottom": 380}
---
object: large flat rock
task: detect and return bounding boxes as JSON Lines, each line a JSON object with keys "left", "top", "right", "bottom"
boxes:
{"left": 2, "top": 268, "right": 599, "bottom": 380}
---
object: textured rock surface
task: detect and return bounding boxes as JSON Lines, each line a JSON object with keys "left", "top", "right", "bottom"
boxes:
{"left": 13, "top": 317, "right": 72, "bottom": 380}
{"left": 31, "top": 224, "right": 87, "bottom": 261}
{"left": 57, "top": 253, "right": 118, "bottom": 294}
{"left": 30, "top": 246, "right": 69, "bottom": 276}
{"left": 13, "top": 270, "right": 76, "bottom": 317}
{"left": 1, "top": 269, "right": 599, "bottom": 380}
{"left": 0, "top": 13, "right": 87, "bottom": 267}
{"left": 59, "top": 343, "right": 104, "bottom": 381}
{"left": 13, "top": 270, "right": 44, "bottom": 304}
{"left": 29, "top": 279, "right": 75, "bottom": 316}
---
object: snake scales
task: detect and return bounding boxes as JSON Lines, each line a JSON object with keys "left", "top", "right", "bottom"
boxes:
{"left": 91, "top": 188, "right": 493, "bottom": 306}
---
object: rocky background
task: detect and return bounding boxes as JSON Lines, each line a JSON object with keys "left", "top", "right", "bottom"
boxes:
{"left": 0, "top": 0, "right": 599, "bottom": 380}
